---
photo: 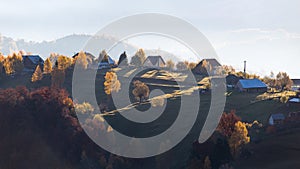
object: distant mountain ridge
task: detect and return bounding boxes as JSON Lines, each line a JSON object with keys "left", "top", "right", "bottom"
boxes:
{"left": 0, "top": 34, "right": 181, "bottom": 62}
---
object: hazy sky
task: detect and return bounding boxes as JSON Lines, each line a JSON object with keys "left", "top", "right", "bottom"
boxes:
{"left": 0, "top": 0, "right": 299, "bottom": 78}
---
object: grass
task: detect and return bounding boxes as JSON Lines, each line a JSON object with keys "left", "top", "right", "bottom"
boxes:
{"left": 234, "top": 127, "right": 300, "bottom": 169}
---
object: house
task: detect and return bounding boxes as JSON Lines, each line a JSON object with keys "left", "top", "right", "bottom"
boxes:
{"left": 236, "top": 78, "right": 268, "bottom": 92}
{"left": 269, "top": 113, "right": 285, "bottom": 126}
{"left": 291, "top": 79, "right": 300, "bottom": 91}
{"left": 98, "top": 56, "right": 116, "bottom": 69}
{"left": 193, "top": 58, "right": 221, "bottom": 75}
{"left": 288, "top": 98, "right": 300, "bottom": 103}
{"left": 143, "top": 56, "right": 165, "bottom": 68}
{"left": 22, "top": 55, "right": 44, "bottom": 72}
{"left": 226, "top": 74, "right": 243, "bottom": 88}
{"left": 287, "top": 111, "right": 300, "bottom": 122}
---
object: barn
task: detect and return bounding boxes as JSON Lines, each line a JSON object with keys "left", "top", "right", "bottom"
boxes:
{"left": 269, "top": 113, "right": 285, "bottom": 126}
{"left": 236, "top": 78, "right": 267, "bottom": 92}
{"left": 22, "top": 55, "right": 44, "bottom": 72}
{"left": 143, "top": 56, "right": 165, "bottom": 68}
{"left": 192, "top": 58, "right": 221, "bottom": 75}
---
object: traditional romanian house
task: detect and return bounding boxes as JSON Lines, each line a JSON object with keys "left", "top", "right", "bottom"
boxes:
{"left": 143, "top": 56, "right": 165, "bottom": 68}
{"left": 98, "top": 56, "right": 116, "bottom": 69}
{"left": 22, "top": 55, "right": 44, "bottom": 72}
{"left": 236, "top": 78, "right": 268, "bottom": 92}
{"left": 193, "top": 58, "right": 221, "bottom": 75}
{"left": 269, "top": 113, "right": 285, "bottom": 126}
{"left": 226, "top": 74, "right": 243, "bottom": 88}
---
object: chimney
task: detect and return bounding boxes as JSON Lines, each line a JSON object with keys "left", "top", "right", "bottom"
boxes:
{"left": 244, "top": 60, "right": 246, "bottom": 78}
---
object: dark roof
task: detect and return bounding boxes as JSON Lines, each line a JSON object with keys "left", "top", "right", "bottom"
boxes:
{"left": 292, "top": 79, "right": 300, "bottom": 85}
{"left": 98, "top": 56, "right": 115, "bottom": 65}
{"left": 201, "top": 58, "right": 221, "bottom": 67}
{"left": 238, "top": 79, "right": 267, "bottom": 89}
{"left": 270, "top": 113, "right": 285, "bottom": 120}
{"left": 22, "top": 55, "right": 44, "bottom": 64}
{"left": 144, "top": 56, "right": 165, "bottom": 65}
{"left": 226, "top": 74, "right": 243, "bottom": 85}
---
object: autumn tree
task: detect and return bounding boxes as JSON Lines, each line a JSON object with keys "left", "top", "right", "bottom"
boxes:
{"left": 228, "top": 121, "right": 250, "bottom": 157}
{"left": 43, "top": 58, "right": 52, "bottom": 74}
{"left": 204, "top": 156, "right": 212, "bottom": 169}
{"left": 104, "top": 71, "right": 121, "bottom": 95}
{"left": 0, "top": 54, "right": 4, "bottom": 75}
{"left": 74, "top": 51, "right": 88, "bottom": 69}
{"left": 51, "top": 67, "right": 65, "bottom": 88}
{"left": 57, "top": 55, "right": 72, "bottom": 70}
{"left": 31, "top": 65, "right": 43, "bottom": 82}
{"left": 166, "top": 60, "right": 175, "bottom": 70}
{"left": 217, "top": 110, "right": 241, "bottom": 138}
{"left": 130, "top": 48, "right": 146, "bottom": 67}
{"left": 188, "top": 62, "right": 197, "bottom": 70}
{"left": 176, "top": 61, "right": 187, "bottom": 71}
{"left": 132, "top": 80, "right": 150, "bottom": 103}
{"left": 98, "top": 50, "right": 109, "bottom": 63}
{"left": 275, "top": 72, "right": 293, "bottom": 91}
{"left": 3, "top": 53, "right": 24, "bottom": 75}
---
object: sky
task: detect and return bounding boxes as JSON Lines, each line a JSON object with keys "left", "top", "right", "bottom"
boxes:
{"left": 0, "top": 0, "right": 299, "bottom": 78}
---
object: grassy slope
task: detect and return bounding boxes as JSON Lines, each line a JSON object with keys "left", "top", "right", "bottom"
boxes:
{"left": 234, "top": 128, "right": 300, "bottom": 169}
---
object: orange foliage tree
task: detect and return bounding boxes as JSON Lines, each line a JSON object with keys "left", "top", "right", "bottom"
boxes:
{"left": 104, "top": 71, "right": 121, "bottom": 95}
{"left": 31, "top": 65, "right": 43, "bottom": 82}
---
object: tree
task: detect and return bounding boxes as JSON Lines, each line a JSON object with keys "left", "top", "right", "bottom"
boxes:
{"left": 275, "top": 72, "right": 293, "bottom": 91}
{"left": 98, "top": 50, "right": 109, "bottom": 63}
{"left": 3, "top": 53, "right": 24, "bottom": 75}
{"left": 74, "top": 51, "right": 88, "bottom": 69}
{"left": 51, "top": 67, "right": 65, "bottom": 88}
{"left": 228, "top": 121, "right": 250, "bottom": 158}
{"left": 132, "top": 80, "right": 149, "bottom": 103}
{"left": 31, "top": 65, "right": 43, "bottom": 82}
{"left": 130, "top": 48, "right": 146, "bottom": 67}
{"left": 0, "top": 54, "right": 4, "bottom": 75}
{"left": 104, "top": 72, "right": 121, "bottom": 95}
{"left": 188, "top": 62, "right": 197, "bottom": 70}
{"left": 117, "top": 51, "right": 128, "bottom": 66}
{"left": 176, "top": 61, "right": 187, "bottom": 71}
{"left": 43, "top": 58, "right": 53, "bottom": 74}
{"left": 57, "top": 55, "right": 72, "bottom": 70}
{"left": 217, "top": 110, "right": 241, "bottom": 138}
{"left": 11, "top": 53, "right": 24, "bottom": 74}
{"left": 204, "top": 156, "right": 212, "bottom": 169}
{"left": 166, "top": 60, "right": 175, "bottom": 70}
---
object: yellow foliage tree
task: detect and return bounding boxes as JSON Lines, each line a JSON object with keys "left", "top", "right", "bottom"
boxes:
{"left": 3, "top": 53, "right": 24, "bottom": 75}
{"left": 132, "top": 80, "right": 150, "bottom": 103}
{"left": 57, "top": 55, "right": 72, "bottom": 70}
{"left": 130, "top": 48, "right": 146, "bottom": 66}
{"left": 43, "top": 58, "right": 52, "bottom": 74}
{"left": 104, "top": 71, "right": 121, "bottom": 95}
{"left": 228, "top": 121, "right": 250, "bottom": 157}
{"left": 75, "top": 51, "right": 88, "bottom": 69}
{"left": 166, "top": 60, "right": 175, "bottom": 70}
{"left": 31, "top": 65, "right": 43, "bottom": 82}
{"left": 0, "top": 54, "right": 4, "bottom": 75}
